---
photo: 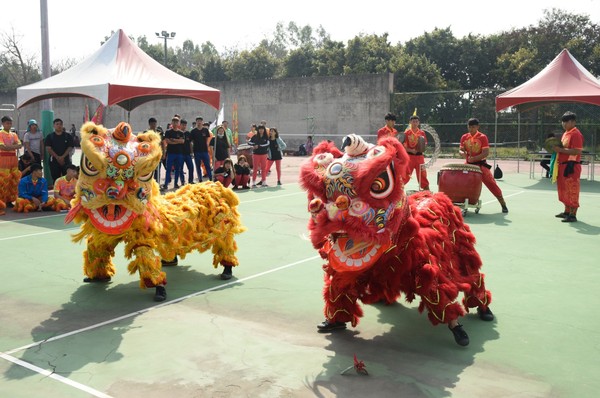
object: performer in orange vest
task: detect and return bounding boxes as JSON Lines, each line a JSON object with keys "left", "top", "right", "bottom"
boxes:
{"left": 0, "top": 116, "right": 22, "bottom": 215}
{"left": 459, "top": 118, "right": 508, "bottom": 213}
{"left": 402, "top": 115, "right": 429, "bottom": 190}
{"left": 553, "top": 111, "right": 584, "bottom": 223}
{"left": 376, "top": 113, "right": 398, "bottom": 142}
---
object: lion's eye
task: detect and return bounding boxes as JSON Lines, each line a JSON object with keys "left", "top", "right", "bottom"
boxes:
{"left": 80, "top": 155, "right": 99, "bottom": 176}
{"left": 370, "top": 165, "right": 395, "bottom": 199}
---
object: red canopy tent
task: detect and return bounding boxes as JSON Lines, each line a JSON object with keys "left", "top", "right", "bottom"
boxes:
{"left": 493, "top": 49, "right": 600, "bottom": 171}
{"left": 16, "top": 29, "right": 220, "bottom": 111}
{"left": 496, "top": 49, "right": 600, "bottom": 112}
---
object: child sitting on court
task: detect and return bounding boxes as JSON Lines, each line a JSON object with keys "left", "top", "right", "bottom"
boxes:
{"left": 232, "top": 155, "right": 251, "bottom": 190}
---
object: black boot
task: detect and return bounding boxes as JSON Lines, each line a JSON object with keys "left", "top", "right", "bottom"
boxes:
{"left": 477, "top": 307, "right": 494, "bottom": 321}
{"left": 317, "top": 319, "right": 347, "bottom": 333}
{"left": 220, "top": 265, "right": 233, "bottom": 280}
{"left": 154, "top": 286, "right": 167, "bottom": 302}
{"left": 449, "top": 323, "right": 469, "bottom": 346}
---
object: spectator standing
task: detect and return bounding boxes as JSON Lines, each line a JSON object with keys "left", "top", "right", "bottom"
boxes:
{"left": 45, "top": 118, "right": 74, "bottom": 183}
{"left": 266, "top": 127, "right": 286, "bottom": 186}
{"left": 23, "top": 119, "right": 44, "bottom": 164}
{"left": 208, "top": 125, "right": 230, "bottom": 170}
{"left": 246, "top": 124, "right": 257, "bottom": 142}
{"left": 161, "top": 117, "right": 184, "bottom": 191}
{"left": 0, "top": 115, "right": 22, "bottom": 213}
{"left": 249, "top": 125, "right": 270, "bottom": 187}
{"left": 190, "top": 117, "right": 212, "bottom": 182}
{"left": 305, "top": 135, "right": 314, "bottom": 155}
{"left": 145, "top": 117, "right": 163, "bottom": 181}
{"left": 179, "top": 119, "right": 194, "bottom": 185}
{"left": 222, "top": 120, "right": 234, "bottom": 153}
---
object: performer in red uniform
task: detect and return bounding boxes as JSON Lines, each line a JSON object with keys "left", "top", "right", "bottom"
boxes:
{"left": 0, "top": 116, "right": 22, "bottom": 215}
{"left": 553, "top": 111, "right": 583, "bottom": 223}
{"left": 459, "top": 118, "right": 508, "bottom": 213}
{"left": 402, "top": 115, "right": 429, "bottom": 190}
{"left": 376, "top": 113, "right": 398, "bottom": 142}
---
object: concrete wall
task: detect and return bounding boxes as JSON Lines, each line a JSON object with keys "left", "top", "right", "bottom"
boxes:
{"left": 0, "top": 72, "right": 392, "bottom": 149}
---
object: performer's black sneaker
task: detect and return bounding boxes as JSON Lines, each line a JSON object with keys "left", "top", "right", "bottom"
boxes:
{"left": 154, "top": 286, "right": 167, "bottom": 302}
{"left": 449, "top": 324, "right": 469, "bottom": 346}
{"left": 562, "top": 215, "right": 577, "bottom": 223}
{"left": 477, "top": 307, "right": 494, "bottom": 321}
{"left": 83, "top": 276, "right": 111, "bottom": 283}
{"left": 501, "top": 205, "right": 509, "bottom": 213}
{"left": 555, "top": 212, "right": 567, "bottom": 218}
{"left": 317, "top": 320, "right": 347, "bottom": 333}
{"left": 220, "top": 265, "right": 233, "bottom": 280}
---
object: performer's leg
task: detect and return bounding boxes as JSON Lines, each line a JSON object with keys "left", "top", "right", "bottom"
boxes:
{"left": 319, "top": 272, "right": 363, "bottom": 330}
{"left": 481, "top": 166, "right": 507, "bottom": 212}
{"left": 419, "top": 163, "right": 430, "bottom": 190}
{"left": 83, "top": 235, "right": 120, "bottom": 282}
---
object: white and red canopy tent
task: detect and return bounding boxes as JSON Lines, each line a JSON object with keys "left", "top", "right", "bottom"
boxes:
{"left": 17, "top": 29, "right": 220, "bottom": 111}
{"left": 496, "top": 49, "right": 600, "bottom": 112}
{"left": 493, "top": 49, "right": 600, "bottom": 169}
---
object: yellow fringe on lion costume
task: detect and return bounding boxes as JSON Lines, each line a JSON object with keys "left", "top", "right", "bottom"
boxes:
{"left": 66, "top": 122, "right": 245, "bottom": 301}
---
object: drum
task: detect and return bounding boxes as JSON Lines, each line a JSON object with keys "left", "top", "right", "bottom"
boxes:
{"left": 236, "top": 144, "right": 254, "bottom": 168}
{"left": 437, "top": 163, "right": 482, "bottom": 205}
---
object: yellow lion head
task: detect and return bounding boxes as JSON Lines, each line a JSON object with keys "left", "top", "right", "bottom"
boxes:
{"left": 66, "top": 121, "right": 162, "bottom": 234}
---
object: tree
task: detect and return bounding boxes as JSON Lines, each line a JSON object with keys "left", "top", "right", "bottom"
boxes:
{"left": 203, "top": 58, "right": 229, "bottom": 82}
{"left": 0, "top": 28, "right": 41, "bottom": 92}
{"left": 282, "top": 46, "right": 317, "bottom": 78}
{"left": 344, "top": 33, "right": 395, "bottom": 74}
{"left": 314, "top": 39, "right": 346, "bottom": 76}
{"left": 228, "top": 47, "right": 279, "bottom": 80}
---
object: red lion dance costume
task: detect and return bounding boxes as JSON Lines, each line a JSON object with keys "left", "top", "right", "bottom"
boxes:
{"left": 299, "top": 135, "right": 493, "bottom": 346}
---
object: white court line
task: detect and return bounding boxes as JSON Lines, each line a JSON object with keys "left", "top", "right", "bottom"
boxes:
{"left": 481, "top": 190, "right": 525, "bottom": 205}
{"left": 0, "top": 212, "right": 66, "bottom": 225}
{"left": 0, "top": 353, "right": 112, "bottom": 398}
{"left": 0, "top": 254, "right": 321, "bottom": 396}
{"left": 0, "top": 228, "right": 78, "bottom": 241}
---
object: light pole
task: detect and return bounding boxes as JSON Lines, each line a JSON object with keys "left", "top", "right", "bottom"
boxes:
{"left": 155, "top": 30, "right": 176, "bottom": 66}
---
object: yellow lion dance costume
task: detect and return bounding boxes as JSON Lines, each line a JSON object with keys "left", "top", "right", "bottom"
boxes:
{"left": 65, "top": 122, "right": 245, "bottom": 301}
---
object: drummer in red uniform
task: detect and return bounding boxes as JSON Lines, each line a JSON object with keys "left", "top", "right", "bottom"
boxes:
{"left": 377, "top": 113, "right": 398, "bottom": 142}
{"left": 402, "top": 115, "right": 429, "bottom": 190}
{"left": 459, "top": 118, "right": 508, "bottom": 213}
{"left": 553, "top": 111, "right": 584, "bottom": 223}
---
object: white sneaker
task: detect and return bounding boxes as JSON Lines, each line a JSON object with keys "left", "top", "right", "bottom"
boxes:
{"left": 263, "top": 184, "right": 269, "bottom": 188}
{"left": 252, "top": 184, "right": 257, "bottom": 188}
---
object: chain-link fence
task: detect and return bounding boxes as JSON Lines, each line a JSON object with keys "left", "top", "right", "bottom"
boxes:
{"left": 392, "top": 89, "right": 600, "bottom": 159}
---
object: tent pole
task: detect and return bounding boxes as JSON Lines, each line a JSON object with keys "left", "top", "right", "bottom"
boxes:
{"left": 493, "top": 112, "right": 498, "bottom": 169}
{"left": 517, "top": 112, "right": 521, "bottom": 173}
{"left": 127, "top": 110, "right": 131, "bottom": 123}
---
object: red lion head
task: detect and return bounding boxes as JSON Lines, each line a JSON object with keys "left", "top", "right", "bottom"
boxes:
{"left": 299, "top": 135, "right": 410, "bottom": 273}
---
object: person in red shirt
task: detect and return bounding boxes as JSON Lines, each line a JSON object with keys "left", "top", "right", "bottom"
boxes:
{"left": 377, "top": 113, "right": 398, "bottom": 142}
{"left": 402, "top": 115, "right": 429, "bottom": 190}
{"left": 553, "top": 111, "right": 584, "bottom": 222}
{"left": 459, "top": 118, "right": 508, "bottom": 213}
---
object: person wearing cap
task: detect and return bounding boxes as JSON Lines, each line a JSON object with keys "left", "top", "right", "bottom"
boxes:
{"left": 377, "top": 113, "right": 399, "bottom": 142}
{"left": 553, "top": 111, "right": 584, "bottom": 223}
{"left": 402, "top": 115, "right": 430, "bottom": 190}
{"left": 23, "top": 119, "right": 44, "bottom": 164}
{"left": 190, "top": 116, "right": 213, "bottom": 182}
{"left": 0, "top": 115, "right": 22, "bottom": 214}
{"left": 15, "top": 163, "right": 56, "bottom": 212}
{"left": 459, "top": 118, "right": 508, "bottom": 213}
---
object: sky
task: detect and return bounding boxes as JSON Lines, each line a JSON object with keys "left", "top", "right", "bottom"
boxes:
{"left": 2, "top": 0, "right": 600, "bottom": 63}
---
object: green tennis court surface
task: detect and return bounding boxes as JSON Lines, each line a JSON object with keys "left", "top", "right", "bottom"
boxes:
{"left": 1, "top": 161, "right": 599, "bottom": 397}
